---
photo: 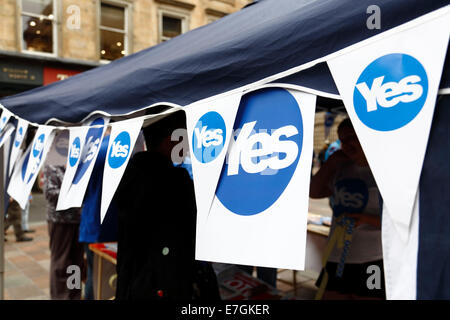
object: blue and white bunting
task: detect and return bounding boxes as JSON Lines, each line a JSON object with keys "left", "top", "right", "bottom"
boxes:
{"left": 8, "top": 118, "right": 29, "bottom": 177}
{"left": 7, "top": 125, "right": 55, "bottom": 209}
{"left": 100, "top": 118, "right": 143, "bottom": 223}
{"left": 57, "top": 116, "right": 109, "bottom": 210}
{"left": 0, "top": 106, "right": 12, "bottom": 133}
{"left": 327, "top": 11, "right": 450, "bottom": 242}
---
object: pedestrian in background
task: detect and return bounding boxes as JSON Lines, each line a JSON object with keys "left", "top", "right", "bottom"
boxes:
{"left": 4, "top": 198, "right": 33, "bottom": 242}
{"left": 310, "top": 118, "right": 384, "bottom": 300}
{"left": 4, "top": 128, "right": 35, "bottom": 242}
{"left": 115, "top": 111, "right": 220, "bottom": 300}
{"left": 21, "top": 195, "right": 35, "bottom": 233}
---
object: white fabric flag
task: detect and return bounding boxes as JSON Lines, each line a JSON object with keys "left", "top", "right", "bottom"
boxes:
{"left": 9, "top": 118, "right": 29, "bottom": 176}
{"left": 100, "top": 118, "right": 143, "bottom": 223}
{"left": 0, "top": 106, "right": 12, "bottom": 133}
{"left": 194, "top": 88, "right": 316, "bottom": 270}
{"left": 56, "top": 126, "right": 89, "bottom": 210}
{"left": 58, "top": 116, "right": 109, "bottom": 210}
{"left": 8, "top": 125, "right": 55, "bottom": 209}
{"left": 382, "top": 193, "right": 419, "bottom": 300}
{"left": 327, "top": 11, "right": 450, "bottom": 241}
{"left": 185, "top": 92, "right": 242, "bottom": 231}
{"left": 0, "top": 123, "right": 15, "bottom": 149}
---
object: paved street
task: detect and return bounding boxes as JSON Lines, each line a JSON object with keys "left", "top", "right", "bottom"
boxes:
{"left": 3, "top": 222, "right": 50, "bottom": 300}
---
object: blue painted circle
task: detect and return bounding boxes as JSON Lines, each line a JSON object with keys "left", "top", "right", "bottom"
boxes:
{"left": 55, "top": 131, "right": 69, "bottom": 156}
{"left": 215, "top": 88, "right": 303, "bottom": 216}
{"left": 69, "top": 137, "right": 81, "bottom": 167}
{"left": 21, "top": 149, "right": 43, "bottom": 183}
{"left": 72, "top": 118, "right": 105, "bottom": 185}
{"left": 27, "top": 151, "right": 43, "bottom": 184}
{"left": 192, "top": 111, "right": 226, "bottom": 163}
{"left": 32, "top": 134, "right": 45, "bottom": 158}
{"left": 108, "top": 131, "right": 131, "bottom": 169}
{"left": 353, "top": 53, "right": 428, "bottom": 131}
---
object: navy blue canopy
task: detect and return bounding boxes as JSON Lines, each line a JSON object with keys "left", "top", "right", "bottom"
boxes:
{"left": 1, "top": 0, "right": 449, "bottom": 124}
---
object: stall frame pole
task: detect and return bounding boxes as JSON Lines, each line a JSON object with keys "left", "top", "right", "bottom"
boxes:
{"left": 0, "top": 145, "right": 5, "bottom": 300}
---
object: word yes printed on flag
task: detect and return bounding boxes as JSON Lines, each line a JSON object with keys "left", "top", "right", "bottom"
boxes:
{"left": 227, "top": 121, "right": 299, "bottom": 176}
{"left": 110, "top": 139, "right": 129, "bottom": 158}
{"left": 356, "top": 74, "right": 424, "bottom": 112}
{"left": 194, "top": 126, "right": 223, "bottom": 148}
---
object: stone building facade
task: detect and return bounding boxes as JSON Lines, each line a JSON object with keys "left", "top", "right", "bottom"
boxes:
{"left": 1, "top": 0, "right": 344, "bottom": 157}
{"left": 0, "top": 0, "right": 251, "bottom": 97}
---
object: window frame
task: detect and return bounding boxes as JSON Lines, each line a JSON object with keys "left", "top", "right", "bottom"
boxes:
{"left": 18, "top": 0, "right": 58, "bottom": 57}
{"left": 98, "top": 0, "right": 130, "bottom": 63}
{"left": 158, "top": 8, "right": 189, "bottom": 43}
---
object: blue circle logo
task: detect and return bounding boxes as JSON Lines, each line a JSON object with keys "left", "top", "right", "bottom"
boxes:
{"left": 108, "top": 131, "right": 130, "bottom": 169}
{"left": 22, "top": 145, "right": 44, "bottom": 184}
{"left": 32, "top": 134, "right": 45, "bottom": 158}
{"left": 69, "top": 137, "right": 81, "bottom": 167}
{"left": 72, "top": 118, "right": 105, "bottom": 184}
{"left": 353, "top": 53, "right": 428, "bottom": 131}
{"left": 14, "top": 127, "right": 24, "bottom": 148}
{"left": 215, "top": 88, "right": 303, "bottom": 216}
{"left": 192, "top": 111, "right": 226, "bottom": 163}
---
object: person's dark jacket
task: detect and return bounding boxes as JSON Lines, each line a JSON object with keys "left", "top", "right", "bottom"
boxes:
{"left": 114, "top": 150, "right": 219, "bottom": 300}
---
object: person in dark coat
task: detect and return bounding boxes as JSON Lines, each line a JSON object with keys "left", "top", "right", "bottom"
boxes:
{"left": 114, "top": 111, "right": 220, "bottom": 300}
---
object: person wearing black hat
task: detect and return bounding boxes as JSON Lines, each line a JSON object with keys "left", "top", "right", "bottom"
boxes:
{"left": 115, "top": 110, "right": 220, "bottom": 300}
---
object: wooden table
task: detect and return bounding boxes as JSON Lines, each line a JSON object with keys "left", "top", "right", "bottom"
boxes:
{"left": 88, "top": 243, "right": 117, "bottom": 300}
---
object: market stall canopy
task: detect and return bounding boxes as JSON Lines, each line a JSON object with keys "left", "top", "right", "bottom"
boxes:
{"left": 1, "top": 0, "right": 449, "bottom": 124}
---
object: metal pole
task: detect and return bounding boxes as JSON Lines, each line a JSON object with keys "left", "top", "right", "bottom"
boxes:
{"left": 0, "top": 144, "right": 5, "bottom": 300}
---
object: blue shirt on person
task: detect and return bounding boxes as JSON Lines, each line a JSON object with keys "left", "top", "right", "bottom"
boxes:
{"left": 79, "top": 134, "right": 118, "bottom": 243}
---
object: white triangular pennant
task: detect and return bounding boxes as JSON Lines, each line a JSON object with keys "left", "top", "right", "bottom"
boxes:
{"left": 185, "top": 92, "right": 242, "bottom": 232}
{"left": 9, "top": 118, "right": 29, "bottom": 176}
{"left": 7, "top": 125, "right": 55, "bottom": 209}
{"left": 100, "top": 118, "right": 143, "bottom": 223}
{"left": 0, "top": 106, "right": 12, "bottom": 133}
{"left": 56, "top": 126, "right": 90, "bottom": 210}
{"left": 382, "top": 192, "right": 419, "bottom": 300}
{"left": 327, "top": 11, "right": 450, "bottom": 241}
{"left": 194, "top": 88, "right": 316, "bottom": 270}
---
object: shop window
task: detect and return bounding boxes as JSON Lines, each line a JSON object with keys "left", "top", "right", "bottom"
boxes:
{"left": 20, "top": 0, "right": 56, "bottom": 54}
{"left": 100, "top": 2, "right": 128, "bottom": 61}
{"left": 159, "top": 11, "right": 188, "bottom": 42}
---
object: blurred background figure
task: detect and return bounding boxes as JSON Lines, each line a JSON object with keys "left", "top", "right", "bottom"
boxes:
{"left": 4, "top": 198, "right": 33, "bottom": 242}
{"left": 115, "top": 111, "right": 220, "bottom": 300}
{"left": 43, "top": 130, "right": 84, "bottom": 300}
{"left": 310, "top": 118, "right": 384, "bottom": 300}
{"left": 21, "top": 195, "right": 35, "bottom": 234}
